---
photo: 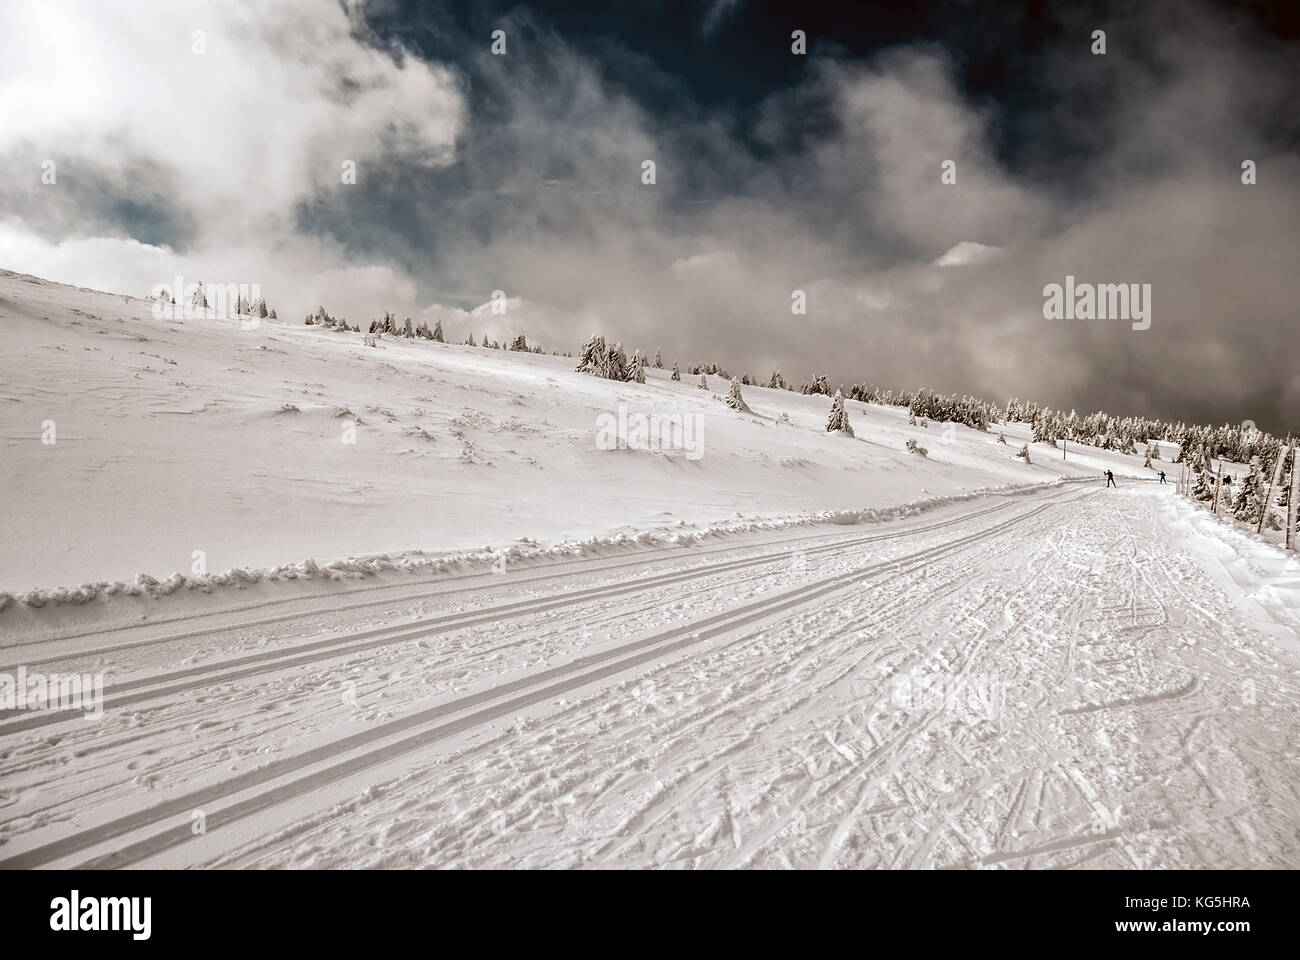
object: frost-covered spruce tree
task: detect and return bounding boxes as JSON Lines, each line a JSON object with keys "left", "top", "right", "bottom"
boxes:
{"left": 1233, "top": 460, "right": 1265, "bottom": 522}
{"left": 826, "top": 389, "right": 854, "bottom": 437}
{"left": 1192, "top": 464, "right": 1212, "bottom": 500}
{"left": 906, "top": 438, "right": 928, "bottom": 457}
{"left": 1143, "top": 451, "right": 1153, "bottom": 468}
{"left": 603, "top": 341, "right": 628, "bottom": 380}
{"left": 629, "top": 350, "right": 646, "bottom": 383}
{"left": 1278, "top": 448, "right": 1294, "bottom": 508}
{"left": 671, "top": 361, "right": 681, "bottom": 382}
{"left": 1146, "top": 442, "right": 1160, "bottom": 461}
{"left": 1015, "top": 443, "right": 1031, "bottom": 463}
{"left": 576, "top": 332, "right": 606, "bottom": 373}
{"left": 510, "top": 334, "right": 529, "bottom": 352}
{"left": 191, "top": 281, "right": 208, "bottom": 311}
{"left": 767, "top": 370, "right": 786, "bottom": 390}
{"left": 432, "top": 319, "right": 444, "bottom": 342}
{"left": 726, "top": 378, "right": 751, "bottom": 412}
{"left": 697, "top": 372, "right": 708, "bottom": 390}
{"left": 653, "top": 348, "right": 663, "bottom": 368}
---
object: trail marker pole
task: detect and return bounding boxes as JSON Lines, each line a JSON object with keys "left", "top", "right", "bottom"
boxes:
{"left": 1212, "top": 460, "right": 1225, "bottom": 515}
{"left": 1287, "top": 444, "right": 1298, "bottom": 551}
{"left": 1257, "top": 445, "right": 1288, "bottom": 534}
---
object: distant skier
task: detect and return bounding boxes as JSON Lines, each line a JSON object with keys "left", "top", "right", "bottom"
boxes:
{"left": 1105, "top": 469, "right": 1116, "bottom": 488}
{"left": 1159, "top": 470, "right": 1167, "bottom": 484}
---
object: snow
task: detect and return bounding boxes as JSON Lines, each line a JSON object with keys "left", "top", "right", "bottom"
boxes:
{"left": 2, "top": 268, "right": 1297, "bottom": 870}
{"left": 0, "top": 268, "right": 1159, "bottom": 600}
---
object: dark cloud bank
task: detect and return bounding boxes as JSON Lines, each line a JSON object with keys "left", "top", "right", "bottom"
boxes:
{"left": 2, "top": 0, "right": 1297, "bottom": 433}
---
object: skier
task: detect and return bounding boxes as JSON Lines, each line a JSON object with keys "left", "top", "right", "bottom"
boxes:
{"left": 1105, "top": 469, "right": 1116, "bottom": 488}
{"left": 1159, "top": 470, "right": 1166, "bottom": 484}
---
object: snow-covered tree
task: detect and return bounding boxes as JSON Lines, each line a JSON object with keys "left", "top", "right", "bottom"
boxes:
{"left": 802, "top": 374, "right": 831, "bottom": 396}
{"left": 629, "top": 350, "right": 646, "bottom": 383}
{"left": 576, "top": 333, "right": 606, "bottom": 374}
{"left": 996, "top": 430, "right": 1007, "bottom": 444}
{"left": 671, "top": 362, "right": 681, "bottom": 382}
{"left": 826, "top": 389, "right": 854, "bottom": 437}
{"left": 1015, "top": 443, "right": 1031, "bottom": 463}
{"left": 726, "top": 378, "right": 751, "bottom": 412}
{"left": 697, "top": 373, "right": 708, "bottom": 390}
{"left": 432, "top": 319, "right": 444, "bottom": 343}
{"left": 1233, "top": 459, "right": 1266, "bottom": 524}
{"left": 1192, "top": 465, "right": 1212, "bottom": 500}
{"left": 906, "top": 439, "right": 928, "bottom": 457}
{"left": 653, "top": 348, "right": 663, "bottom": 368}
{"left": 602, "top": 341, "right": 628, "bottom": 380}
{"left": 1277, "top": 448, "right": 1294, "bottom": 508}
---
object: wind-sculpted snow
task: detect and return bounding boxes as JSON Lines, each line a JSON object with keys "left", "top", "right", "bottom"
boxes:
{"left": 1, "top": 479, "right": 1086, "bottom": 615}
{"left": 0, "top": 272, "right": 1169, "bottom": 599}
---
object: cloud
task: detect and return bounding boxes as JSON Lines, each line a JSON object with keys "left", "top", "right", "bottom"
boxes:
{"left": 0, "top": 0, "right": 1296, "bottom": 433}
{"left": 933, "top": 242, "right": 1005, "bottom": 267}
{"left": 700, "top": 0, "right": 745, "bottom": 38}
{"left": 0, "top": 0, "right": 463, "bottom": 316}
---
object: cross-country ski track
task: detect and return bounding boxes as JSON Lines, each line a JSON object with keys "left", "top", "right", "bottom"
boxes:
{"left": 2, "top": 481, "right": 1298, "bottom": 870}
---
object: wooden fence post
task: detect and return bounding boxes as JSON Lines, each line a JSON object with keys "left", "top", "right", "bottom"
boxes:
{"left": 1257, "top": 445, "right": 1288, "bottom": 534}
{"left": 1287, "top": 445, "right": 1298, "bottom": 551}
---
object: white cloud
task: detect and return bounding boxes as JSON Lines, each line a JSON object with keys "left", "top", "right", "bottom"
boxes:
{"left": 0, "top": 0, "right": 464, "bottom": 319}
{"left": 933, "top": 242, "right": 1004, "bottom": 267}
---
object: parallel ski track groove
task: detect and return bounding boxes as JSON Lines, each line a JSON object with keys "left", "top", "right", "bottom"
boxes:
{"left": 0, "top": 488, "right": 1091, "bottom": 869}
{"left": 0, "top": 495, "right": 1042, "bottom": 737}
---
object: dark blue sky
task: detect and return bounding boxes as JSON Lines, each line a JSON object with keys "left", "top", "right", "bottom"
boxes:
{"left": 365, "top": 0, "right": 1299, "bottom": 171}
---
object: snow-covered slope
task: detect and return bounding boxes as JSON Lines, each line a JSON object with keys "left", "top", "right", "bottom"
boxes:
{"left": 0, "top": 268, "right": 1167, "bottom": 605}
{"left": 4, "top": 270, "right": 1299, "bottom": 871}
